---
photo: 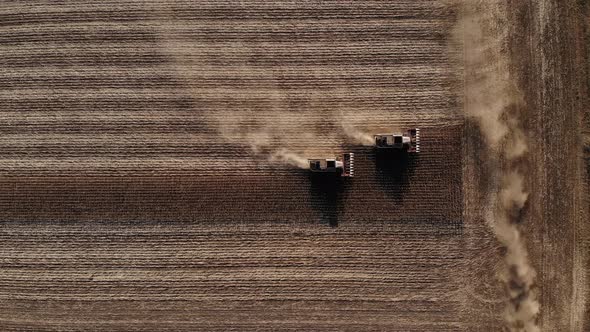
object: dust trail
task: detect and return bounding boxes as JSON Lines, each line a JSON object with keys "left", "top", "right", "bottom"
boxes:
{"left": 338, "top": 112, "right": 401, "bottom": 146}
{"left": 455, "top": 0, "right": 540, "bottom": 331}
{"left": 214, "top": 110, "right": 343, "bottom": 169}
{"left": 340, "top": 122, "right": 374, "bottom": 146}
{"left": 269, "top": 148, "right": 309, "bottom": 169}
{"left": 151, "top": 7, "right": 339, "bottom": 169}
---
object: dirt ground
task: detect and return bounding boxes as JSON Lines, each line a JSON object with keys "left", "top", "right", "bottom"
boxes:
{"left": 512, "top": 1, "right": 589, "bottom": 331}
{"left": 460, "top": 1, "right": 590, "bottom": 331}
{"left": 0, "top": 0, "right": 587, "bottom": 331}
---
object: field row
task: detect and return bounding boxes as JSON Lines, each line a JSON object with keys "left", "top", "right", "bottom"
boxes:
{"left": 0, "top": 1, "right": 450, "bottom": 22}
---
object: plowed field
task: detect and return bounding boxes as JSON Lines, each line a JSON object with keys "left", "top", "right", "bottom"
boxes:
{"left": 0, "top": 1, "right": 587, "bottom": 331}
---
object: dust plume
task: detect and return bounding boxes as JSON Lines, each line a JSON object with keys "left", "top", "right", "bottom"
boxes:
{"left": 213, "top": 111, "right": 335, "bottom": 169}
{"left": 221, "top": 118, "right": 316, "bottom": 169}
{"left": 232, "top": 128, "right": 310, "bottom": 169}
{"left": 269, "top": 148, "right": 310, "bottom": 169}
{"left": 151, "top": 8, "right": 339, "bottom": 169}
{"left": 340, "top": 122, "right": 374, "bottom": 146}
{"left": 455, "top": 0, "right": 540, "bottom": 330}
{"left": 338, "top": 112, "right": 400, "bottom": 146}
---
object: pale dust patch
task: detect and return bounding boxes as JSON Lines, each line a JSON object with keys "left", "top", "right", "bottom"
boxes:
{"left": 452, "top": 0, "right": 540, "bottom": 330}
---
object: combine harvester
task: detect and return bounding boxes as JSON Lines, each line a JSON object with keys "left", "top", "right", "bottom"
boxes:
{"left": 374, "top": 128, "right": 420, "bottom": 153}
{"left": 308, "top": 153, "right": 354, "bottom": 177}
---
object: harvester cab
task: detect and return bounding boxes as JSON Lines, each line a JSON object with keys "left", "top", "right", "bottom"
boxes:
{"left": 374, "top": 128, "right": 420, "bottom": 153}
{"left": 308, "top": 153, "right": 354, "bottom": 177}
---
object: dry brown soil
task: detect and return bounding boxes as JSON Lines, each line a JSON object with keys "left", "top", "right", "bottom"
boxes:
{"left": 0, "top": 1, "right": 587, "bottom": 331}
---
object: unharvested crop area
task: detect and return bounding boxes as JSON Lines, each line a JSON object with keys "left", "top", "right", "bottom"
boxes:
{"left": 0, "top": 1, "right": 587, "bottom": 331}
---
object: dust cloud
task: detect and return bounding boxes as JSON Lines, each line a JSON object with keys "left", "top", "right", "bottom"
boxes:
{"left": 151, "top": 5, "right": 340, "bottom": 169}
{"left": 214, "top": 113, "right": 322, "bottom": 169}
{"left": 340, "top": 122, "right": 375, "bottom": 146}
{"left": 455, "top": 0, "right": 540, "bottom": 331}
{"left": 269, "top": 148, "right": 310, "bottom": 169}
{"left": 338, "top": 112, "right": 400, "bottom": 146}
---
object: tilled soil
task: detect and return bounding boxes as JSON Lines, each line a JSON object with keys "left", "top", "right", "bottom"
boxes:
{"left": 0, "top": 1, "right": 467, "bottom": 330}
{"left": 0, "top": 0, "right": 587, "bottom": 331}
{"left": 461, "top": 1, "right": 590, "bottom": 331}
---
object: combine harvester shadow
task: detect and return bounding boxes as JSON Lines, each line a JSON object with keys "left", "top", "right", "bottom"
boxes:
{"left": 307, "top": 173, "right": 350, "bottom": 227}
{"left": 374, "top": 150, "right": 417, "bottom": 204}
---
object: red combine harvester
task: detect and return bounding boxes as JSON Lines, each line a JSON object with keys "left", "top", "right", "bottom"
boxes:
{"left": 374, "top": 128, "right": 420, "bottom": 153}
{"left": 308, "top": 153, "right": 354, "bottom": 177}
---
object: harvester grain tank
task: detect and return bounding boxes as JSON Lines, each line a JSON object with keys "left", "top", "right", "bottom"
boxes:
{"left": 374, "top": 128, "right": 420, "bottom": 153}
{"left": 308, "top": 153, "right": 354, "bottom": 177}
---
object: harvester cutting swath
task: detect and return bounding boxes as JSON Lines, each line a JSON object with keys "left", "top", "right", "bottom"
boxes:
{"left": 308, "top": 153, "right": 354, "bottom": 177}
{"left": 374, "top": 128, "right": 420, "bottom": 153}
{"left": 306, "top": 128, "right": 419, "bottom": 176}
